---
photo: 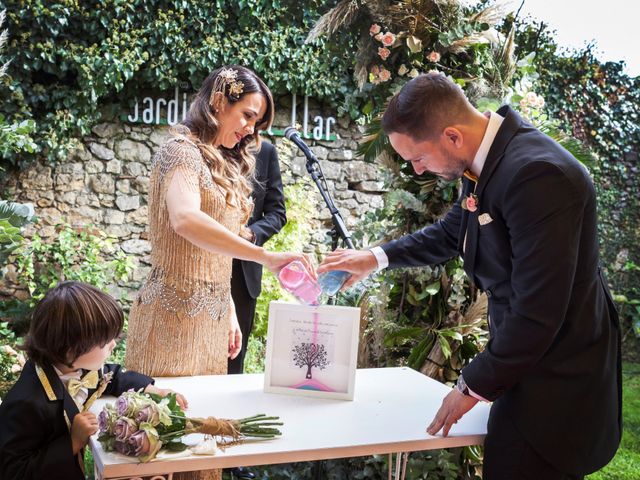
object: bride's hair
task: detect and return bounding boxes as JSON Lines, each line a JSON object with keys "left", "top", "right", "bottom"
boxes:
{"left": 181, "top": 65, "right": 274, "bottom": 223}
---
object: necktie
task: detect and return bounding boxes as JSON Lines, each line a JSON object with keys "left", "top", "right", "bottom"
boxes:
{"left": 463, "top": 169, "right": 479, "bottom": 183}
{"left": 66, "top": 370, "right": 99, "bottom": 397}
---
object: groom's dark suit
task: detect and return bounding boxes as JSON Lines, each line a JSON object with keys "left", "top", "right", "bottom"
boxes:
{"left": 228, "top": 141, "right": 286, "bottom": 374}
{"left": 381, "top": 106, "right": 621, "bottom": 477}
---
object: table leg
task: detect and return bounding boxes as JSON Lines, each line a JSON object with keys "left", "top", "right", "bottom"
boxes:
{"left": 388, "top": 452, "right": 409, "bottom": 480}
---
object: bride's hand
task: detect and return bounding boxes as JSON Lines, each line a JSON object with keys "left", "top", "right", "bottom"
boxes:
{"left": 228, "top": 313, "right": 242, "bottom": 360}
{"left": 262, "top": 251, "right": 316, "bottom": 279}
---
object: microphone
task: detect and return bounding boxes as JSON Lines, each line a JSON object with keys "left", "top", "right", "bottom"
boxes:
{"left": 284, "top": 127, "right": 318, "bottom": 162}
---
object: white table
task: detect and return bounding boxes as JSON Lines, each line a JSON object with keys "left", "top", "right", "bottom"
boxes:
{"left": 90, "top": 367, "right": 489, "bottom": 480}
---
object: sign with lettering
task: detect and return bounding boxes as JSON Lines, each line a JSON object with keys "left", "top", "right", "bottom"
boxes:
{"left": 122, "top": 88, "right": 337, "bottom": 141}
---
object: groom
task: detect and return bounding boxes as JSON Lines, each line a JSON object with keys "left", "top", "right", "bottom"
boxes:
{"left": 319, "top": 73, "right": 621, "bottom": 479}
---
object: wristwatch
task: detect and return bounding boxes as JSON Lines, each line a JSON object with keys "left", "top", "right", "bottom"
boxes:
{"left": 455, "top": 374, "right": 470, "bottom": 396}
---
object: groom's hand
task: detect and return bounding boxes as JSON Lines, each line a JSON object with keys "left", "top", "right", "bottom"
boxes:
{"left": 427, "top": 389, "right": 478, "bottom": 437}
{"left": 318, "top": 249, "right": 378, "bottom": 290}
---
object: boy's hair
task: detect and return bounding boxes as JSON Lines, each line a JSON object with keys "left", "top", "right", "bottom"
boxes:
{"left": 23, "top": 281, "right": 123, "bottom": 367}
{"left": 382, "top": 71, "right": 474, "bottom": 141}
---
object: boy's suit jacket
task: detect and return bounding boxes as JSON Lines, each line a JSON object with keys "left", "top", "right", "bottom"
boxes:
{"left": 381, "top": 106, "right": 622, "bottom": 476}
{"left": 0, "top": 360, "right": 152, "bottom": 480}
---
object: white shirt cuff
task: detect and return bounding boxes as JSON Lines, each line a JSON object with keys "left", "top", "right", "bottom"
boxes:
{"left": 369, "top": 246, "right": 389, "bottom": 271}
{"left": 468, "top": 387, "right": 489, "bottom": 402}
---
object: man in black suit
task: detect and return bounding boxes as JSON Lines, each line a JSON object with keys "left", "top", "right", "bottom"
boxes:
{"left": 227, "top": 140, "right": 286, "bottom": 480}
{"left": 319, "top": 73, "right": 621, "bottom": 479}
{"left": 228, "top": 140, "right": 286, "bottom": 375}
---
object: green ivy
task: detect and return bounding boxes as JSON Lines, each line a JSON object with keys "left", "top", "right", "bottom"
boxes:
{"left": 0, "top": 0, "right": 355, "bottom": 172}
{"left": 1, "top": 223, "right": 134, "bottom": 334}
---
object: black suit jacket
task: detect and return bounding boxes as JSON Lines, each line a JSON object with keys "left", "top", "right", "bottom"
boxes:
{"left": 0, "top": 360, "right": 153, "bottom": 480}
{"left": 382, "top": 106, "right": 621, "bottom": 476}
{"left": 237, "top": 141, "right": 287, "bottom": 298}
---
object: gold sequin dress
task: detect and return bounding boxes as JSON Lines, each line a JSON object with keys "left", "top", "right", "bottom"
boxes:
{"left": 126, "top": 136, "right": 242, "bottom": 480}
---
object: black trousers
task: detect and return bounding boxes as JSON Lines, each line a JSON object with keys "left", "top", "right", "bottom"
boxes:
{"left": 228, "top": 261, "right": 258, "bottom": 374}
{"left": 483, "top": 405, "right": 584, "bottom": 480}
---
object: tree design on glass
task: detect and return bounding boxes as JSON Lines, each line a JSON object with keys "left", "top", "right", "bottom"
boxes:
{"left": 292, "top": 342, "right": 328, "bottom": 379}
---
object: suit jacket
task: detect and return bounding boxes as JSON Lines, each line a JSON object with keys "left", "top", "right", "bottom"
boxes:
{"left": 382, "top": 106, "right": 621, "bottom": 476}
{"left": 0, "top": 360, "right": 153, "bottom": 480}
{"left": 236, "top": 141, "right": 287, "bottom": 298}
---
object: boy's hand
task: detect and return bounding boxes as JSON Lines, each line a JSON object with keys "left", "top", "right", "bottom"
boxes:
{"left": 144, "top": 384, "right": 189, "bottom": 410}
{"left": 71, "top": 411, "right": 98, "bottom": 454}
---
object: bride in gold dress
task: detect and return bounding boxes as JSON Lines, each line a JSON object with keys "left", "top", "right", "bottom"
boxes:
{"left": 125, "top": 65, "right": 311, "bottom": 480}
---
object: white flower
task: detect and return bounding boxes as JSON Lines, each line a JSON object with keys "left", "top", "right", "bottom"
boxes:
{"left": 408, "top": 68, "right": 419, "bottom": 78}
{"left": 398, "top": 64, "right": 408, "bottom": 76}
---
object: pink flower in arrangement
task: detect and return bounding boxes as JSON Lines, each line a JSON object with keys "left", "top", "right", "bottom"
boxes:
{"left": 378, "top": 47, "right": 391, "bottom": 60}
{"left": 370, "top": 65, "right": 380, "bottom": 75}
{"left": 427, "top": 51, "right": 441, "bottom": 63}
{"left": 378, "top": 67, "right": 391, "bottom": 82}
{"left": 374, "top": 32, "right": 383, "bottom": 42}
{"left": 380, "top": 32, "right": 396, "bottom": 46}
{"left": 369, "top": 24, "right": 381, "bottom": 36}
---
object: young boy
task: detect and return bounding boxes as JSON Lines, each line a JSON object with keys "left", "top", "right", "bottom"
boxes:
{"left": 0, "top": 281, "right": 187, "bottom": 480}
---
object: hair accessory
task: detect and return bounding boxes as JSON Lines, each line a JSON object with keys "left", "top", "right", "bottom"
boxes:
{"left": 210, "top": 67, "right": 245, "bottom": 106}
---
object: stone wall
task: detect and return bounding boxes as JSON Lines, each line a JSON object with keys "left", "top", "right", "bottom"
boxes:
{"left": 1, "top": 99, "right": 387, "bottom": 302}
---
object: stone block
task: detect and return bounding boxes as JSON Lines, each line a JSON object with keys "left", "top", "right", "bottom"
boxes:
{"left": 86, "top": 160, "right": 104, "bottom": 174}
{"left": 115, "top": 139, "right": 151, "bottom": 163}
{"left": 88, "top": 142, "right": 115, "bottom": 160}
{"left": 117, "top": 180, "right": 131, "bottom": 194}
{"left": 92, "top": 122, "right": 122, "bottom": 138}
{"left": 54, "top": 173, "right": 85, "bottom": 192}
{"left": 121, "top": 238, "right": 152, "bottom": 255}
{"left": 104, "top": 209, "right": 125, "bottom": 225}
{"left": 91, "top": 174, "right": 115, "bottom": 194}
{"left": 116, "top": 194, "right": 140, "bottom": 211}
{"left": 22, "top": 165, "right": 53, "bottom": 191}
{"left": 149, "top": 128, "right": 170, "bottom": 146}
{"left": 327, "top": 149, "right": 354, "bottom": 161}
{"left": 310, "top": 145, "right": 329, "bottom": 160}
{"left": 318, "top": 160, "right": 342, "bottom": 181}
{"left": 126, "top": 205, "right": 148, "bottom": 225}
{"left": 124, "top": 161, "right": 148, "bottom": 177}
{"left": 106, "top": 159, "right": 122, "bottom": 174}
{"left": 133, "top": 176, "right": 150, "bottom": 194}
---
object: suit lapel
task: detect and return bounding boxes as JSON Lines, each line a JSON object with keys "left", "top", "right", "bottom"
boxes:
{"left": 457, "top": 177, "right": 475, "bottom": 252}
{"left": 36, "top": 362, "right": 80, "bottom": 429}
{"left": 463, "top": 106, "right": 523, "bottom": 281}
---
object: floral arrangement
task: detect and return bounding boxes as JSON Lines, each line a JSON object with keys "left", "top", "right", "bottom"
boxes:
{"left": 97, "top": 390, "right": 282, "bottom": 462}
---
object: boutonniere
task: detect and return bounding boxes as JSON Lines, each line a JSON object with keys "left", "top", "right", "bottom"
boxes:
{"left": 461, "top": 193, "right": 478, "bottom": 212}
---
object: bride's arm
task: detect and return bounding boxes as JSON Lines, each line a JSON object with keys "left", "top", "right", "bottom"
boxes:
{"left": 165, "top": 168, "right": 313, "bottom": 275}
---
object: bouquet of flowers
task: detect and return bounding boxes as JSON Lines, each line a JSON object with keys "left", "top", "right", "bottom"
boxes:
{"left": 97, "top": 389, "right": 283, "bottom": 462}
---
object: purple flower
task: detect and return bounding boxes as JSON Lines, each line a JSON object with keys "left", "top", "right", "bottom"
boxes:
{"left": 116, "top": 395, "right": 131, "bottom": 416}
{"left": 136, "top": 404, "right": 160, "bottom": 425}
{"left": 128, "top": 430, "right": 151, "bottom": 457}
{"left": 98, "top": 405, "right": 117, "bottom": 434}
{"left": 114, "top": 417, "right": 138, "bottom": 441}
{"left": 114, "top": 440, "right": 136, "bottom": 456}
{"left": 127, "top": 423, "right": 162, "bottom": 462}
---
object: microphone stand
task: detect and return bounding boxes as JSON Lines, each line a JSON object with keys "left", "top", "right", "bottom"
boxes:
{"left": 305, "top": 155, "right": 355, "bottom": 251}
{"left": 304, "top": 152, "right": 354, "bottom": 305}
